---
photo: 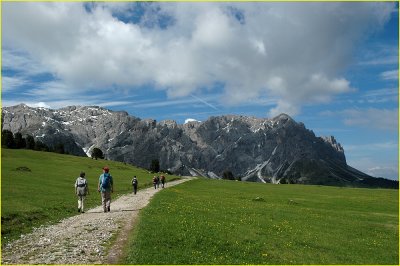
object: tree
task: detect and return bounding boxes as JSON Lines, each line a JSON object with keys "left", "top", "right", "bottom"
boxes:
{"left": 2, "top": 130, "right": 15, "bottom": 148}
{"left": 34, "top": 141, "right": 49, "bottom": 151}
{"left": 150, "top": 159, "right": 160, "bottom": 173}
{"left": 14, "top": 132, "right": 26, "bottom": 149}
{"left": 25, "top": 135, "right": 35, "bottom": 150}
{"left": 54, "top": 143, "right": 65, "bottom": 154}
{"left": 91, "top": 147, "right": 104, "bottom": 160}
{"left": 222, "top": 170, "right": 235, "bottom": 180}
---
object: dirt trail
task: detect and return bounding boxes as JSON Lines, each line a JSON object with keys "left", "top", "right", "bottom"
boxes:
{"left": 2, "top": 177, "right": 193, "bottom": 264}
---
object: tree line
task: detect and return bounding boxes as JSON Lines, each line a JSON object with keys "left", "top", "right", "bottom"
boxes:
{"left": 1, "top": 130, "right": 66, "bottom": 154}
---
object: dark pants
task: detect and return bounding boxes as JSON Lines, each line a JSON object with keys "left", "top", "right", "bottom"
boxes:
{"left": 133, "top": 185, "right": 137, "bottom": 194}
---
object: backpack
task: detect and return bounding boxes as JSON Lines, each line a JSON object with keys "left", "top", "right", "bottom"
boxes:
{"left": 101, "top": 173, "right": 111, "bottom": 189}
{"left": 132, "top": 178, "right": 137, "bottom": 185}
{"left": 76, "top": 177, "right": 87, "bottom": 196}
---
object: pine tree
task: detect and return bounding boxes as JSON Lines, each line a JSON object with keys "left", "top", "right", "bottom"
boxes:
{"left": 91, "top": 147, "right": 104, "bottom": 160}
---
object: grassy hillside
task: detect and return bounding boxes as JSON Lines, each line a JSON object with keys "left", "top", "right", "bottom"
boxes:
{"left": 1, "top": 149, "right": 180, "bottom": 244}
{"left": 122, "top": 178, "right": 399, "bottom": 265}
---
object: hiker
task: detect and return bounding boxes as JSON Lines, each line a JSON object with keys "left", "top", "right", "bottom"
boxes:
{"left": 160, "top": 175, "right": 166, "bottom": 188}
{"left": 132, "top": 176, "right": 138, "bottom": 194}
{"left": 98, "top": 166, "right": 114, "bottom": 213}
{"left": 75, "top": 171, "right": 89, "bottom": 213}
{"left": 156, "top": 176, "right": 160, "bottom": 188}
{"left": 152, "top": 176, "right": 157, "bottom": 189}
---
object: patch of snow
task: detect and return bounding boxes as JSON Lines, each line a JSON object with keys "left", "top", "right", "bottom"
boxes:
{"left": 83, "top": 144, "right": 95, "bottom": 157}
{"left": 36, "top": 134, "right": 46, "bottom": 138}
{"left": 272, "top": 145, "right": 278, "bottom": 156}
{"left": 207, "top": 172, "right": 220, "bottom": 179}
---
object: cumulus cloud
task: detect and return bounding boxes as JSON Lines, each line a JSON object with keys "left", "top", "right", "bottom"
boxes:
{"left": 2, "top": 2, "right": 396, "bottom": 116}
{"left": 184, "top": 118, "right": 201, "bottom": 124}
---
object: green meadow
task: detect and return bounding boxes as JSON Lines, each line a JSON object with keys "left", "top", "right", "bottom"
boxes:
{"left": 2, "top": 149, "right": 398, "bottom": 264}
{"left": 1, "top": 149, "right": 180, "bottom": 245}
{"left": 122, "top": 178, "right": 399, "bottom": 265}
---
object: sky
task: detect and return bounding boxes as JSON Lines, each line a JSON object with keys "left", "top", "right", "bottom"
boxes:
{"left": 1, "top": 2, "right": 399, "bottom": 180}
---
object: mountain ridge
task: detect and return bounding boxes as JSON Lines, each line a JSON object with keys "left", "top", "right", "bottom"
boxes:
{"left": 2, "top": 103, "right": 397, "bottom": 188}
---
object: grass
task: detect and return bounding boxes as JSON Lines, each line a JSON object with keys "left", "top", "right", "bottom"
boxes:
{"left": 1, "top": 148, "right": 180, "bottom": 245}
{"left": 122, "top": 178, "right": 399, "bottom": 265}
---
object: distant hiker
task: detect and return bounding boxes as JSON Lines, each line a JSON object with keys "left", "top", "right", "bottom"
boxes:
{"left": 132, "top": 176, "right": 138, "bottom": 194}
{"left": 75, "top": 171, "right": 89, "bottom": 213}
{"left": 152, "top": 176, "right": 157, "bottom": 189}
{"left": 98, "top": 166, "right": 114, "bottom": 213}
{"left": 160, "top": 175, "right": 166, "bottom": 188}
{"left": 156, "top": 176, "right": 160, "bottom": 188}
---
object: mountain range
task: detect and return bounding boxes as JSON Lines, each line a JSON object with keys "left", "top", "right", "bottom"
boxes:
{"left": 2, "top": 104, "right": 397, "bottom": 188}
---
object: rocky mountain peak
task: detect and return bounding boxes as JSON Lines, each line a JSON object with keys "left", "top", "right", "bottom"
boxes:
{"left": 2, "top": 104, "right": 396, "bottom": 188}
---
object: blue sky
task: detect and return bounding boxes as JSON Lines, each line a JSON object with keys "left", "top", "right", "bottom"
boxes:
{"left": 2, "top": 2, "right": 398, "bottom": 180}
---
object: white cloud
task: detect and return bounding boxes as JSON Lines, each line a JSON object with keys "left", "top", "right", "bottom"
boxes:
{"left": 342, "top": 108, "right": 398, "bottom": 131}
{"left": 367, "top": 166, "right": 398, "bottom": 180}
{"left": 346, "top": 155, "right": 398, "bottom": 180}
{"left": 344, "top": 141, "right": 398, "bottom": 152}
{"left": 27, "top": 102, "right": 52, "bottom": 109}
{"left": 380, "top": 69, "right": 399, "bottom": 80}
{"left": 2, "top": 76, "right": 30, "bottom": 92}
{"left": 2, "top": 2, "right": 396, "bottom": 116}
{"left": 184, "top": 118, "right": 201, "bottom": 124}
{"left": 358, "top": 45, "right": 398, "bottom": 66}
{"left": 344, "top": 142, "right": 398, "bottom": 180}
{"left": 362, "top": 88, "right": 398, "bottom": 103}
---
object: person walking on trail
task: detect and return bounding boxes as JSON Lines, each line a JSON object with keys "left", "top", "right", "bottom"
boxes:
{"left": 132, "top": 176, "right": 138, "bottom": 194}
{"left": 98, "top": 166, "right": 114, "bottom": 213}
{"left": 160, "top": 175, "right": 166, "bottom": 188}
{"left": 75, "top": 171, "right": 89, "bottom": 213}
{"left": 152, "top": 176, "right": 157, "bottom": 189}
{"left": 156, "top": 176, "right": 160, "bottom": 188}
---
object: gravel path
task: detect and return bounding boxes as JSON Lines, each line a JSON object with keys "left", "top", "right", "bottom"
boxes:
{"left": 2, "top": 177, "right": 193, "bottom": 264}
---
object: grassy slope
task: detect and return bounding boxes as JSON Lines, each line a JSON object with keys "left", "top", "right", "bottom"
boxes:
{"left": 123, "top": 178, "right": 399, "bottom": 265}
{"left": 1, "top": 149, "right": 180, "bottom": 244}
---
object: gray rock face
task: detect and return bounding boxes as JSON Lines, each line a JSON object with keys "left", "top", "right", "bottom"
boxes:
{"left": 2, "top": 104, "right": 397, "bottom": 188}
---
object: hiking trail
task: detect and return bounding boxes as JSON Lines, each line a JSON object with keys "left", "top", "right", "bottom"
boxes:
{"left": 2, "top": 177, "right": 193, "bottom": 264}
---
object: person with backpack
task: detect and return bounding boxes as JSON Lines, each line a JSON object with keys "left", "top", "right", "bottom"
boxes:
{"left": 98, "top": 166, "right": 113, "bottom": 213}
{"left": 132, "top": 176, "right": 138, "bottom": 194}
{"left": 160, "top": 175, "right": 166, "bottom": 188}
{"left": 152, "top": 176, "right": 157, "bottom": 189}
{"left": 156, "top": 176, "right": 160, "bottom": 188}
{"left": 75, "top": 171, "right": 89, "bottom": 213}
